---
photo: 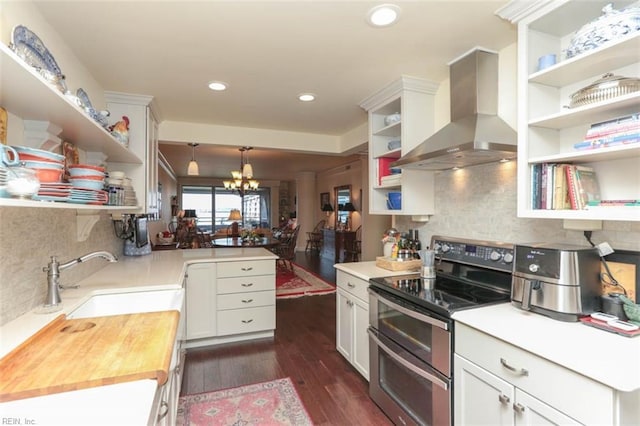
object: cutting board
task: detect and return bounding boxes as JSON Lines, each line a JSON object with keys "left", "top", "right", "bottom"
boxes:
{"left": 376, "top": 256, "right": 421, "bottom": 271}
{"left": 0, "top": 310, "right": 179, "bottom": 402}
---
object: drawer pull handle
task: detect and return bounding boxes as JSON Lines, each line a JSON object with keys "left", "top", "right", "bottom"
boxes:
{"left": 242, "top": 299, "right": 253, "bottom": 303}
{"left": 498, "top": 394, "right": 510, "bottom": 405}
{"left": 500, "top": 358, "right": 529, "bottom": 376}
{"left": 513, "top": 403, "right": 525, "bottom": 414}
{"left": 241, "top": 267, "right": 254, "bottom": 271}
{"left": 241, "top": 283, "right": 254, "bottom": 287}
{"left": 242, "top": 319, "right": 254, "bottom": 324}
{"left": 347, "top": 282, "right": 355, "bottom": 288}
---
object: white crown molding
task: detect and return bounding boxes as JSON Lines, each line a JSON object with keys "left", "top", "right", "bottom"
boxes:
{"left": 495, "top": 0, "right": 557, "bottom": 23}
{"left": 359, "top": 75, "right": 439, "bottom": 112}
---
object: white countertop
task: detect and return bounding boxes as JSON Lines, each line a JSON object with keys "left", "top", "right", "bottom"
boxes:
{"left": 453, "top": 303, "right": 640, "bottom": 392}
{"left": 334, "top": 260, "right": 416, "bottom": 280}
{"left": 0, "top": 247, "right": 277, "bottom": 425}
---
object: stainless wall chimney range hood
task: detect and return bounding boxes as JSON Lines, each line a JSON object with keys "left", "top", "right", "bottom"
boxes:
{"left": 392, "top": 48, "right": 516, "bottom": 171}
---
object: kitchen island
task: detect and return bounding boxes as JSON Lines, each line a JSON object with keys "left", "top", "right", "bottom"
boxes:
{"left": 0, "top": 247, "right": 277, "bottom": 425}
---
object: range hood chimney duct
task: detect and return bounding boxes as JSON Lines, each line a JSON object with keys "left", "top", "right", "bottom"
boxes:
{"left": 392, "top": 48, "right": 517, "bottom": 170}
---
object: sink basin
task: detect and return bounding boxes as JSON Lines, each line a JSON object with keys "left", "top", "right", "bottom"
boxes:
{"left": 68, "top": 289, "right": 184, "bottom": 319}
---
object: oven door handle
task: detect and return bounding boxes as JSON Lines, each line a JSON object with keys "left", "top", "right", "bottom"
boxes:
{"left": 368, "top": 328, "right": 449, "bottom": 391}
{"left": 369, "top": 288, "right": 449, "bottom": 331}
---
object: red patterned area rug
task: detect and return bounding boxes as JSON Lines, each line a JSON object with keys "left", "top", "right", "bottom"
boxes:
{"left": 276, "top": 263, "right": 336, "bottom": 299}
{"left": 177, "top": 377, "right": 313, "bottom": 425}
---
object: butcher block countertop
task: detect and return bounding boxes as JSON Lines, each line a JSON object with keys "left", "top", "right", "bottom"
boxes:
{"left": 0, "top": 311, "right": 179, "bottom": 402}
{"left": 0, "top": 247, "right": 276, "bottom": 425}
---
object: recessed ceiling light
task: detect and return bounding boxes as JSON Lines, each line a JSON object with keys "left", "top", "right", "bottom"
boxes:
{"left": 367, "top": 4, "right": 401, "bottom": 27}
{"left": 298, "top": 93, "right": 316, "bottom": 102}
{"left": 208, "top": 81, "right": 227, "bottom": 91}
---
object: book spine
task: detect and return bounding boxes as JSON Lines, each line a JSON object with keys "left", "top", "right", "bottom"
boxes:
{"left": 546, "top": 164, "right": 555, "bottom": 210}
{"left": 540, "top": 164, "right": 548, "bottom": 209}
{"left": 531, "top": 164, "right": 541, "bottom": 209}
{"left": 586, "top": 122, "right": 640, "bottom": 139}
{"left": 574, "top": 165, "right": 599, "bottom": 208}
{"left": 565, "top": 165, "right": 580, "bottom": 210}
{"left": 553, "top": 164, "right": 568, "bottom": 210}
{"left": 588, "top": 113, "right": 640, "bottom": 132}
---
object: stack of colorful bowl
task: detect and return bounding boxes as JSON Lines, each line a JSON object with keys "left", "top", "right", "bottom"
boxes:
{"left": 11, "top": 146, "right": 69, "bottom": 202}
{"left": 12, "top": 146, "right": 65, "bottom": 183}
{"left": 67, "top": 164, "right": 108, "bottom": 205}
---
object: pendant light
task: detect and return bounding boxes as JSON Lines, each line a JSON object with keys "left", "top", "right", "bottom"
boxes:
{"left": 223, "top": 147, "right": 259, "bottom": 196}
{"left": 187, "top": 143, "right": 199, "bottom": 176}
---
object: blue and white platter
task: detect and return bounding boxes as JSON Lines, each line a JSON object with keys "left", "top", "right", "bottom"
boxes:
{"left": 9, "top": 25, "right": 67, "bottom": 93}
{"left": 77, "top": 88, "right": 110, "bottom": 129}
{"left": 566, "top": 3, "right": 640, "bottom": 59}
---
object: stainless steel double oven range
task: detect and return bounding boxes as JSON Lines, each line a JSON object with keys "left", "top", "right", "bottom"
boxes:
{"left": 368, "top": 235, "right": 515, "bottom": 426}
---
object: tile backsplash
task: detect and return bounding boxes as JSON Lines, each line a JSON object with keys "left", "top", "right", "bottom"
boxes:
{"left": 395, "top": 161, "right": 640, "bottom": 251}
{"left": 0, "top": 207, "right": 122, "bottom": 325}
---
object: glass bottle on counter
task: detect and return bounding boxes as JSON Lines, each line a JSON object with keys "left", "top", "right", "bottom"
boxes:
{"left": 413, "top": 230, "right": 422, "bottom": 258}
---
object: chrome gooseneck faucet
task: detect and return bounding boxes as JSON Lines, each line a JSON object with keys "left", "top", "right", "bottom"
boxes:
{"left": 43, "top": 251, "right": 118, "bottom": 307}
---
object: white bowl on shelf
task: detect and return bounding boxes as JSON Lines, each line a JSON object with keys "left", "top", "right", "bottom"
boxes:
{"left": 384, "top": 113, "right": 401, "bottom": 126}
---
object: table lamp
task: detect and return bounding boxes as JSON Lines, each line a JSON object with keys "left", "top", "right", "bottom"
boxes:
{"left": 343, "top": 202, "right": 356, "bottom": 231}
{"left": 321, "top": 203, "right": 334, "bottom": 217}
{"left": 228, "top": 209, "right": 242, "bottom": 237}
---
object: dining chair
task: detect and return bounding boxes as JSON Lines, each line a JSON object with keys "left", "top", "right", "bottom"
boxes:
{"left": 343, "top": 225, "right": 362, "bottom": 262}
{"left": 305, "top": 219, "right": 326, "bottom": 253}
{"left": 274, "top": 225, "right": 300, "bottom": 272}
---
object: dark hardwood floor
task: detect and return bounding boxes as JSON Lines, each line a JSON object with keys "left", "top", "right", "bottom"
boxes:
{"left": 293, "top": 250, "right": 337, "bottom": 284}
{"left": 181, "top": 251, "right": 391, "bottom": 425}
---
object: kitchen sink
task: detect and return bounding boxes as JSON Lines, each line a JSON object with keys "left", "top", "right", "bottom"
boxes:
{"left": 68, "top": 289, "right": 184, "bottom": 319}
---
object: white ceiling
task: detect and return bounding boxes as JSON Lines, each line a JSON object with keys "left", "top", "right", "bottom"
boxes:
{"left": 33, "top": 0, "right": 517, "bottom": 179}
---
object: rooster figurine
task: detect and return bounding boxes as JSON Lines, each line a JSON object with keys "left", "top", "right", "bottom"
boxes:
{"left": 109, "top": 115, "right": 130, "bottom": 147}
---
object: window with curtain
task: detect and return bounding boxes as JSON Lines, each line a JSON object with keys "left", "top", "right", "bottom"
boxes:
{"left": 181, "top": 185, "right": 271, "bottom": 233}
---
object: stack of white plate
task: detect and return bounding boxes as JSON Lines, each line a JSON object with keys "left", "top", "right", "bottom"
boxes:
{"left": 106, "top": 171, "right": 137, "bottom": 206}
{"left": 123, "top": 178, "right": 138, "bottom": 206}
{"left": 0, "top": 167, "right": 8, "bottom": 197}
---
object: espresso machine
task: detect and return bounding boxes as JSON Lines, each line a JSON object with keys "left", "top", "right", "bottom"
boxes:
{"left": 511, "top": 243, "right": 601, "bottom": 322}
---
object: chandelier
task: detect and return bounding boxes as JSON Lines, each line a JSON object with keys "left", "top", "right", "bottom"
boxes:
{"left": 223, "top": 146, "right": 259, "bottom": 196}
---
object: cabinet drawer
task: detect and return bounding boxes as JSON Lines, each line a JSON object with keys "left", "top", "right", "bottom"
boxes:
{"left": 217, "top": 290, "right": 275, "bottom": 310}
{"left": 456, "top": 323, "right": 613, "bottom": 425}
{"left": 216, "top": 260, "right": 274, "bottom": 278}
{"left": 217, "top": 275, "right": 274, "bottom": 294}
{"left": 217, "top": 306, "right": 275, "bottom": 336}
{"left": 336, "top": 270, "right": 369, "bottom": 301}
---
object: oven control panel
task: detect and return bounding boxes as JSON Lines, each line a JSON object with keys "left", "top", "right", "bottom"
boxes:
{"left": 432, "top": 237, "right": 514, "bottom": 272}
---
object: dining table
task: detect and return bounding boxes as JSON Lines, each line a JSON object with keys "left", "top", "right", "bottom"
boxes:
{"left": 211, "top": 236, "right": 281, "bottom": 249}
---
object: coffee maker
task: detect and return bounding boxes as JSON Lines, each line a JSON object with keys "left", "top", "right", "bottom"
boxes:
{"left": 511, "top": 243, "right": 601, "bottom": 322}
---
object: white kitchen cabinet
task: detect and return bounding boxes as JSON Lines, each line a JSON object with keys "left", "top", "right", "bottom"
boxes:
{"left": 105, "top": 91, "right": 160, "bottom": 214}
{"left": 0, "top": 43, "right": 142, "bottom": 212}
{"left": 454, "top": 355, "right": 580, "bottom": 426}
{"left": 335, "top": 270, "right": 370, "bottom": 379}
{"left": 455, "top": 323, "right": 616, "bottom": 425}
{"left": 186, "top": 259, "right": 276, "bottom": 348}
{"left": 359, "top": 76, "right": 438, "bottom": 216}
{"left": 185, "top": 263, "right": 217, "bottom": 340}
{"left": 216, "top": 259, "right": 275, "bottom": 336}
{"left": 501, "top": 0, "right": 640, "bottom": 221}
